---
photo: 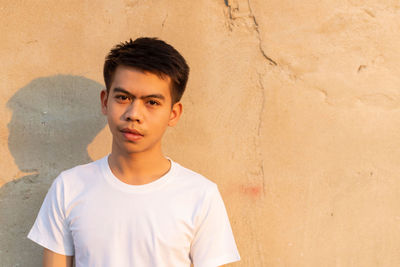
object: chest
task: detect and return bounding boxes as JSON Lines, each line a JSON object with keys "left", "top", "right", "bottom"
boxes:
{"left": 65, "top": 187, "right": 198, "bottom": 265}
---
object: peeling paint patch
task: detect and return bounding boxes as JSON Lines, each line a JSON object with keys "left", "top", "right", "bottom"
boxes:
{"left": 25, "top": 40, "right": 38, "bottom": 45}
{"left": 357, "top": 93, "right": 400, "bottom": 109}
{"left": 223, "top": 0, "right": 278, "bottom": 66}
{"left": 363, "top": 8, "right": 376, "bottom": 18}
{"left": 357, "top": 64, "right": 367, "bottom": 72}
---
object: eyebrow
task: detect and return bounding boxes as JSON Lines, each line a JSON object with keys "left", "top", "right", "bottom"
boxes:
{"left": 113, "top": 87, "right": 165, "bottom": 101}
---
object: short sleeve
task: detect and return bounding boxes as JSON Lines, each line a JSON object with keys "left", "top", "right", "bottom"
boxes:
{"left": 27, "top": 174, "right": 74, "bottom": 255}
{"left": 190, "top": 185, "right": 240, "bottom": 267}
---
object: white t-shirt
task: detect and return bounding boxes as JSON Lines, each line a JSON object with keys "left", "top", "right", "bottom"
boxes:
{"left": 28, "top": 156, "right": 240, "bottom": 267}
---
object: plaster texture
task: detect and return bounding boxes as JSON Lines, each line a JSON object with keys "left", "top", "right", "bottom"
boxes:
{"left": 1, "top": 0, "right": 400, "bottom": 266}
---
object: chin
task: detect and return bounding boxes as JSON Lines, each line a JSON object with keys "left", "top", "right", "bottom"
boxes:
{"left": 122, "top": 144, "right": 154, "bottom": 155}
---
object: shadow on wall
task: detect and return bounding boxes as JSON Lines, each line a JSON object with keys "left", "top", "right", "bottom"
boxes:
{"left": 0, "top": 75, "right": 106, "bottom": 266}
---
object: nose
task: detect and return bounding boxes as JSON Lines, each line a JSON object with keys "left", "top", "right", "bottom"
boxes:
{"left": 123, "top": 100, "right": 143, "bottom": 123}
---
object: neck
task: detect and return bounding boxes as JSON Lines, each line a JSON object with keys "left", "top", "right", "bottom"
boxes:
{"left": 108, "top": 144, "right": 171, "bottom": 185}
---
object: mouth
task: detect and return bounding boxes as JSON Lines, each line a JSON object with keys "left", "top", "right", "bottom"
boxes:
{"left": 120, "top": 128, "right": 144, "bottom": 141}
{"left": 121, "top": 128, "right": 143, "bottom": 135}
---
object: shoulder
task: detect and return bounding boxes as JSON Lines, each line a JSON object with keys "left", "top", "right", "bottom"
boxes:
{"left": 52, "top": 156, "right": 106, "bottom": 195}
{"left": 169, "top": 161, "right": 220, "bottom": 200}
{"left": 60, "top": 157, "right": 104, "bottom": 178}
{"left": 172, "top": 161, "right": 217, "bottom": 188}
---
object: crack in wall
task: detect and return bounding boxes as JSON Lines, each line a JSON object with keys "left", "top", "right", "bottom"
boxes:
{"left": 247, "top": 0, "right": 277, "bottom": 66}
{"left": 162, "top": 13, "right": 168, "bottom": 28}
{"left": 257, "top": 73, "right": 266, "bottom": 195}
{"left": 224, "top": 0, "right": 277, "bottom": 66}
{"left": 223, "top": 0, "right": 270, "bottom": 196}
{"left": 223, "top": 0, "right": 399, "bottom": 109}
{"left": 257, "top": 74, "right": 265, "bottom": 137}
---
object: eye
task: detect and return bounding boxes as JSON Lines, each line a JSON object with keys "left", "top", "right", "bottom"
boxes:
{"left": 147, "top": 100, "right": 160, "bottom": 106}
{"left": 115, "top": 95, "right": 130, "bottom": 102}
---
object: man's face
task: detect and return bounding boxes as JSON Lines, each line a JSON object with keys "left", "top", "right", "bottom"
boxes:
{"left": 101, "top": 65, "right": 182, "bottom": 156}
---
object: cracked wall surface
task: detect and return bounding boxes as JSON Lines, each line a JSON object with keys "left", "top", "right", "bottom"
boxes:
{"left": 1, "top": 0, "right": 400, "bottom": 266}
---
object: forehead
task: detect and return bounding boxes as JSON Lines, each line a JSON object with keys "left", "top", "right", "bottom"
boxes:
{"left": 111, "top": 66, "right": 172, "bottom": 97}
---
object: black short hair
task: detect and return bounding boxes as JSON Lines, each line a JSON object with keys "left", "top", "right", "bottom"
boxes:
{"left": 103, "top": 37, "right": 190, "bottom": 104}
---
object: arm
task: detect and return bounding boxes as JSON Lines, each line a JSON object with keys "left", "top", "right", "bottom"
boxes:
{"left": 43, "top": 248, "right": 73, "bottom": 267}
{"left": 190, "top": 185, "right": 240, "bottom": 267}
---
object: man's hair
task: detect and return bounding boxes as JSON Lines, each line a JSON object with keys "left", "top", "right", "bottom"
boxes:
{"left": 103, "top": 37, "right": 190, "bottom": 104}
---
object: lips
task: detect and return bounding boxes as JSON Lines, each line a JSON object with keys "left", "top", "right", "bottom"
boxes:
{"left": 120, "top": 128, "right": 144, "bottom": 141}
{"left": 121, "top": 128, "right": 143, "bottom": 135}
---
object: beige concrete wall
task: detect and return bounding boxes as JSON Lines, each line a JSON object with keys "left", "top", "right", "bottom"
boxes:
{"left": 1, "top": 0, "right": 400, "bottom": 266}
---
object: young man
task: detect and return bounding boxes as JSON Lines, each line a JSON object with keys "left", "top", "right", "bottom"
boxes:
{"left": 28, "top": 37, "right": 240, "bottom": 267}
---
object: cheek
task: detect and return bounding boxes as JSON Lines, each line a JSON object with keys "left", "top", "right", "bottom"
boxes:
{"left": 149, "top": 111, "right": 171, "bottom": 127}
{"left": 160, "top": 110, "right": 173, "bottom": 124}
{"left": 106, "top": 109, "right": 121, "bottom": 126}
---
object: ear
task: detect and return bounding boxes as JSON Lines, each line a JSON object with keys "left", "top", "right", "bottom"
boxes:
{"left": 168, "top": 102, "right": 183, "bottom": 127}
{"left": 100, "top": 89, "right": 109, "bottom": 115}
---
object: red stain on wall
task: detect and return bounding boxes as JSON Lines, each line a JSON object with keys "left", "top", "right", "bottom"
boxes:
{"left": 240, "top": 185, "right": 262, "bottom": 199}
